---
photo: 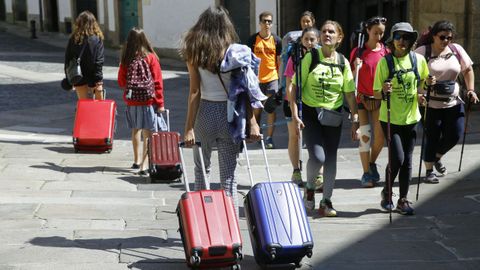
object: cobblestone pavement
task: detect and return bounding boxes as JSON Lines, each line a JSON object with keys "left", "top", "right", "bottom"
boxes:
{"left": 1, "top": 22, "right": 480, "bottom": 270}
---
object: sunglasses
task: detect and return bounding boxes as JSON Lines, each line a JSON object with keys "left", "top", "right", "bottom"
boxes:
{"left": 393, "top": 32, "right": 413, "bottom": 41}
{"left": 437, "top": 35, "right": 453, "bottom": 41}
{"left": 367, "top": 17, "right": 387, "bottom": 26}
{"left": 261, "top": 19, "right": 273, "bottom": 25}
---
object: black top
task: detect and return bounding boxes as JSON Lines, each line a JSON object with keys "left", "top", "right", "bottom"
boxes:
{"left": 64, "top": 35, "right": 104, "bottom": 87}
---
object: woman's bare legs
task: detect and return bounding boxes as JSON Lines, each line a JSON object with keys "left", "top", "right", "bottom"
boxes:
{"left": 139, "top": 129, "right": 152, "bottom": 171}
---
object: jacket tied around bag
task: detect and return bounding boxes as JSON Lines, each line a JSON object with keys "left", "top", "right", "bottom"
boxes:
{"left": 220, "top": 44, "right": 268, "bottom": 143}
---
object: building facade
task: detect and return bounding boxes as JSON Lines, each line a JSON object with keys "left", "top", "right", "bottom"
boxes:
{"left": 0, "top": 0, "right": 479, "bottom": 78}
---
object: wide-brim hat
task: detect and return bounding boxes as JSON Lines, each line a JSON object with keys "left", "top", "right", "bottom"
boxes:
{"left": 386, "top": 22, "right": 418, "bottom": 44}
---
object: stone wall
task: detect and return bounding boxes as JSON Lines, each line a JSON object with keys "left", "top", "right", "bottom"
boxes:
{"left": 410, "top": 0, "right": 480, "bottom": 89}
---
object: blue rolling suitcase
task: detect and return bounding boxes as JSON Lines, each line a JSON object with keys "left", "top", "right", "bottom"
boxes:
{"left": 243, "top": 140, "right": 313, "bottom": 268}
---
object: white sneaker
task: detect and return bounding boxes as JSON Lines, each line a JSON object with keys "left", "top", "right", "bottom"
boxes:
{"left": 303, "top": 188, "right": 315, "bottom": 211}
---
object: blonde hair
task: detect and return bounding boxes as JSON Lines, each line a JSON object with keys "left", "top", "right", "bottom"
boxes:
{"left": 321, "top": 20, "right": 344, "bottom": 48}
{"left": 72, "top": 11, "right": 104, "bottom": 44}
{"left": 179, "top": 6, "right": 239, "bottom": 73}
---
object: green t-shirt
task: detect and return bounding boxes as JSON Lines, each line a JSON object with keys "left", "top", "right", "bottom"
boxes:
{"left": 373, "top": 52, "right": 429, "bottom": 125}
{"left": 293, "top": 49, "right": 355, "bottom": 110}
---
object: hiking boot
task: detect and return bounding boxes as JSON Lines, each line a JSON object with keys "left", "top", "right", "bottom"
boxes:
{"left": 380, "top": 189, "right": 394, "bottom": 211}
{"left": 360, "top": 172, "right": 374, "bottom": 188}
{"left": 396, "top": 198, "right": 415, "bottom": 215}
{"left": 424, "top": 170, "right": 439, "bottom": 184}
{"left": 434, "top": 159, "right": 447, "bottom": 175}
{"left": 303, "top": 188, "right": 315, "bottom": 211}
{"left": 291, "top": 169, "right": 304, "bottom": 187}
{"left": 315, "top": 174, "right": 324, "bottom": 192}
{"left": 319, "top": 198, "right": 337, "bottom": 217}
{"left": 265, "top": 137, "right": 275, "bottom": 149}
{"left": 369, "top": 163, "right": 380, "bottom": 182}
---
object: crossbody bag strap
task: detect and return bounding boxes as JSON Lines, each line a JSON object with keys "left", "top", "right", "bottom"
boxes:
{"left": 77, "top": 37, "right": 88, "bottom": 62}
{"left": 217, "top": 73, "right": 229, "bottom": 96}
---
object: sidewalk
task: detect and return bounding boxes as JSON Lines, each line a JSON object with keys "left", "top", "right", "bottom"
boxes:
{"left": 1, "top": 22, "right": 480, "bottom": 270}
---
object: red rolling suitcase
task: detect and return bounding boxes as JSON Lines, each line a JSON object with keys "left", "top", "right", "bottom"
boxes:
{"left": 148, "top": 110, "right": 182, "bottom": 182}
{"left": 72, "top": 98, "right": 116, "bottom": 153}
{"left": 243, "top": 139, "right": 313, "bottom": 268}
{"left": 177, "top": 142, "right": 243, "bottom": 269}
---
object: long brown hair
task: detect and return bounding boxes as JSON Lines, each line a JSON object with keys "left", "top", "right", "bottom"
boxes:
{"left": 71, "top": 11, "right": 104, "bottom": 44}
{"left": 120, "top": 27, "right": 158, "bottom": 66}
{"left": 179, "top": 5, "right": 239, "bottom": 73}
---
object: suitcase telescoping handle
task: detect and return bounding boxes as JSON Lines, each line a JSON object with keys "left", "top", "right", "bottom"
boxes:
{"left": 242, "top": 136, "right": 273, "bottom": 188}
{"left": 93, "top": 88, "right": 106, "bottom": 100}
{"left": 156, "top": 109, "right": 170, "bottom": 132}
{"left": 178, "top": 141, "right": 208, "bottom": 192}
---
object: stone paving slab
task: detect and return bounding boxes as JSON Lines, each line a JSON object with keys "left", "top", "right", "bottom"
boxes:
{"left": 0, "top": 219, "right": 45, "bottom": 230}
{"left": 43, "top": 219, "right": 126, "bottom": 231}
{"left": 0, "top": 263, "right": 131, "bottom": 270}
{"left": 0, "top": 180, "right": 45, "bottom": 190}
{"left": 1, "top": 229, "right": 72, "bottom": 245}
{"left": 71, "top": 190, "right": 154, "bottom": 199}
{"left": 0, "top": 203, "right": 38, "bottom": 219}
{"left": 1, "top": 26, "right": 480, "bottom": 269}
{"left": 0, "top": 245, "right": 119, "bottom": 264}
{"left": 41, "top": 180, "right": 137, "bottom": 192}
{"left": 0, "top": 164, "right": 66, "bottom": 181}
{"left": 35, "top": 204, "right": 156, "bottom": 220}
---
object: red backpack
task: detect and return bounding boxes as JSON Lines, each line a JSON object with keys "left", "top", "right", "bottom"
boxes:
{"left": 126, "top": 56, "right": 155, "bottom": 102}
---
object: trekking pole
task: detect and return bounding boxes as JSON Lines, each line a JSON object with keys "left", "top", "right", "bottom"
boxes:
{"left": 295, "top": 41, "right": 304, "bottom": 171}
{"left": 416, "top": 76, "right": 432, "bottom": 201}
{"left": 458, "top": 98, "right": 472, "bottom": 172}
{"left": 385, "top": 82, "right": 393, "bottom": 224}
{"left": 354, "top": 33, "right": 364, "bottom": 97}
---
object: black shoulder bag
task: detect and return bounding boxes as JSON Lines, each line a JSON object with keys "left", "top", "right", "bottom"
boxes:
{"left": 66, "top": 38, "right": 88, "bottom": 85}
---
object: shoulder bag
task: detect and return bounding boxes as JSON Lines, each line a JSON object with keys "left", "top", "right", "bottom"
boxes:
{"left": 316, "top": 107, "right": 343, "bottom": 127}
{"left": 66, "top": 38, "right": 88, "bottom": 85}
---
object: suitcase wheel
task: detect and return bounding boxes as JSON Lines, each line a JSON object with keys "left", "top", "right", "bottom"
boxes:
{"left": 189, "top": 252, "right": 201, "bottom": 266}
{"left": 306, "top": 250, "right": 313, "bottom": 258}
{"left": 234, "top": 250, "right": 243, "bottom": 261}
{"left": 295, "top": 260, "right": 302, "bottom": 268}
{"left": 231, "top": 264, "right": 241, "bottom": 270}
{"left": 268, "top": 248, "right": 276, "bottom": 260}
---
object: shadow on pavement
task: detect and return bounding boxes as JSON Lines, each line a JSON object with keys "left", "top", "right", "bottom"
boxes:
{"left": 307, "top": 164, "right": 480, "bottom": 269}
{"left": 30, "top": 161, "right": 133, "bottom": 174}
{"left": 28, "top": 236, "right": 185, "bottom": 265}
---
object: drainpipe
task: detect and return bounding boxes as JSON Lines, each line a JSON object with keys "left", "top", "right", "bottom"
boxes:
{"left": 464, "top": 0, "right": 471, "bottom": 51}
{"left": 38, "top": 0, "right": 44, "bottom": 32}
{"left": 276, "top": 0, "right": 280, "bottom": 35}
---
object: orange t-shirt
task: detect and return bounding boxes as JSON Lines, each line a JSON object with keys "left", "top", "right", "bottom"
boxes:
{"left": 252, "top": 34, "right": 281, "bottom": 83}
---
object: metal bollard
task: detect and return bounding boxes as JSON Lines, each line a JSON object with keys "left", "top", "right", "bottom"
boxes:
{"left": 30, "top": 20, "right": 37, "bottom": 39}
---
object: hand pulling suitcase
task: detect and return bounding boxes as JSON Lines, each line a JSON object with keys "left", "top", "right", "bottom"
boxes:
{"left": 177, "top": 142, "right": 243, "bottom": 269}
{"left": 148, "top": 110, "right": 182, "bottom": 182}
{"left": 243, "top": 139, "right": 313, "bottom": 268}
{"left": 72, "top": 93, "right": 116, "bottom": 153}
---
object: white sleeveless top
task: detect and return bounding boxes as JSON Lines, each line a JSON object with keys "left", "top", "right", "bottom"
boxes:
{"left": 199, "top": 68, "right": 230, "bottom": 102}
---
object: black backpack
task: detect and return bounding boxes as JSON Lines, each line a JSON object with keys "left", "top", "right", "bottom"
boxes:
{"left": 385, "top": 51, "right": 420, "bottom": 87}
{"left": 309, "top": 48, "right": 345, "bottom": 74}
